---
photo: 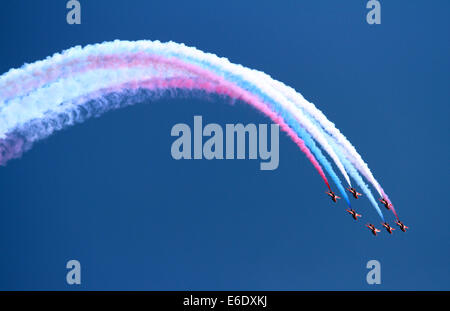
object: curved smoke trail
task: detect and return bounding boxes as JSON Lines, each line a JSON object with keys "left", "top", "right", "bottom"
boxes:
{"left": 1, "top": 43, "right": 350, "bottom": 188}
{"left": 0, "top": 40, "right": 396, "bottom": 218}
{"left": 0, "top": 41, "right": 353, "bottom": 206}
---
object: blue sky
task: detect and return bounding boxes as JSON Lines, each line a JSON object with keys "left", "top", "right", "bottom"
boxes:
{"left": 0, "top": 0, "right": 449, "bottom": 290}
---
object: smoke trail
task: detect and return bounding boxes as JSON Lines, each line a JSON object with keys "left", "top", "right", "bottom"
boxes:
{"left": 0, "top": 41, "right": 352, "bottom": 205}
{"left": 260, "top": 74, "right": 398, "bottom": 219}
{"left": 0, "top": 42, "right": 351, "bottom": 191}
{"left": 0, "top": 42, "right": 351, "bottom": 188}
{"left": 0, "top": 40, "right": 394, "bottom": 214}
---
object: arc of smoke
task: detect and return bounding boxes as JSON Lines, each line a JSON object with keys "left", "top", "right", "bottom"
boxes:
{"left": 0, "top": 53, "right": 335, "bottom": 194}
{"left": 1, "top": 40, "right": 394, "bottom": 215}
{"left": 0, "top": 42, "right": 351, "bottom": 189}
{"left": 0, "top": 41, "right": 353, "bottom": 206}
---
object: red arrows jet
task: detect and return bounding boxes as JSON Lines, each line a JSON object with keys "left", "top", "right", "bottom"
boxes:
{"left": 326, "top": 190, "right": 340, "bottom": 203}
{"left": 346, "top": 209, "right": 362, "bottom": 220}
{"left": 347, "top": 187, "right": 362, "bottom": 199}
{"left": 366, "top": 224, "right": 381, "bottom": 236}
{"left": 379, "top": 198, "right": 392, "bottom": 210}
{"left": 395, "top": 220, "right": 409, "bottom": 232}
{"left": 382, "top": 222, "right": 395, "bottom": 234}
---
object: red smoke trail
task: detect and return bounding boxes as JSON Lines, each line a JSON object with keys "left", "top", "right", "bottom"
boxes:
{"left": 381, "top": 190, "right": 399, "bottom": 220}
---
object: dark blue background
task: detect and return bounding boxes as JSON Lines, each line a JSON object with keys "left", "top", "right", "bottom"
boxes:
{"left": 0, "top": 0, "right": 448, "bottom": 290}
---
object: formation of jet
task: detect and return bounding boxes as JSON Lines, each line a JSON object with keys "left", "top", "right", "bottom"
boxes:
{"left": 346, "top": 209, "right": 362, "bottom": 220}
{"left": 347, "top": 187, "right": 362, "bottom": 199}
{"left": 325, "top": 188, "right": 408, "bottom": 236}
{"left": 366, "top": 224, "right": 381, "bottom": 236}
{"left": 326, "top": 190, "right": 340, "bottom": 203}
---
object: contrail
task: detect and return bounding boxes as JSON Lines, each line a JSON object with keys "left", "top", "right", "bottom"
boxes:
{"left": 0, "top": 40, "right": 396, "bottom": 217}
{"left": 0, "top": 41, "right": 353, "bottom": 206}
{"left": 259, "top": 76, "right": 385, "bottom": 219}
